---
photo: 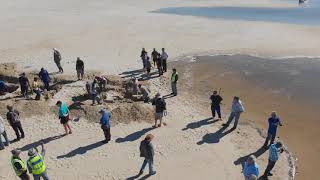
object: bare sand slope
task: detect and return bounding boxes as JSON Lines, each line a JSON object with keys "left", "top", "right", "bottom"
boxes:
{"left": 0, "top": 73, "right": 292, "bottom": 180}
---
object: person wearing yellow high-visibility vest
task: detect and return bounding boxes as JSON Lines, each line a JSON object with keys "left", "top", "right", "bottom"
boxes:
{"left": 170, "top": 68, "right": 179, "bottom": 96}
{"left": 27, "top": 143, "right": 49, "bottom": 180}
{"left": 11, "top": 149, "right": 30, "bottom": 180}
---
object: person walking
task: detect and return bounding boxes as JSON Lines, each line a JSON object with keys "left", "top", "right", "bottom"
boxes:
{"left": 156, "top": 56, "right": 163, "bottom": 76}
{"left": 151, "top": 48, "right": 160, "bottom": 67}
{"left": 6, "top": 106, "right": 25, "bottom": 141}
{"left": 27, "top": 143, "right": 49, "bottom": 180}
{"left": 171, "top": 68, "right": 178, "bottom": 96}
{"left": 210, "top": 90, "right": 223, "bottom": 120}
{"left": 243, "top": 155, "right": 259, "bottom": 180}
{"left": 32, "top": 77, "right": 42, "bottom": 100}
{"left": 138, "top": 134, "right": 156, "bottom": 176}
{"left": 99, "top": 109, "right": 111, "bottom": 143}
{"left": 76, "top": 57, "right": 84, "bottom": 80}
{"left": 11, "top": 149, "right": 30, "bottom": 180}
{"left": 161, "top": 48, "right": 168, "bottom": 72}
{"left": 56, "top": 101, "right": 72, "bottom": 135}
{"left": 38, "top": 68, "right": 50, "bottom": 90}
{"left": 222, "top": 96, "right": 244, "bottom": 129}
{"left": 152, "top": 93, "right": 166, "bottom": 128}
{"left": 140, "top": 48, "right": 147, "bottom": 70}
{"left": 19, "top": 73, "right": 31, "bottom": 98}
{"left": 261, "top": 142, "right": 284, "bottom": 179}
{"left": 264, "top": 111, "right": 283, "bottom": 147}
{"left": 53, "top": 48, "right": 63, "bottom": 73}
{"left": 0, "top": 116, "right": 10, "bottom": 150}
{"left": 138, "top": 84, "right": 150, "bottom": 103}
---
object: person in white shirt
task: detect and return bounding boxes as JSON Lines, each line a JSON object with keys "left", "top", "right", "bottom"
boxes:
{"left": 222, "top": 96, "right": 244, "bottom": 129}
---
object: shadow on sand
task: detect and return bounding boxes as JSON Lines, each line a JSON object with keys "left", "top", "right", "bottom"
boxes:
{"left": 182, "top": 117, "right": 219, "bottom": 131}
{"left": 233, "top": 145, "right": 268, "bottom": 168}
{"left": 126, "top": 174, "right": 152, "bottom": 180}
{"left": 197, "top": 125, "right": 236, "bottom": 145}
{"left": 57, "top": 140, "right": 106, "bottom": 159}
{"left": 116, "top": 127, "right": 154, "bottom": 143}
{"left": 19, "top": 134, "right": 65, "bottom": 151}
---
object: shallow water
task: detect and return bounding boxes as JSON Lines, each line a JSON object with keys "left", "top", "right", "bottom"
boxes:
{"left": 153, "top": 0, "right": 320, "bottom": 26}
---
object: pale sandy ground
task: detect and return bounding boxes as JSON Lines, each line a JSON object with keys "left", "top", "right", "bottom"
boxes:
{"left": 0, "top": 73, "right": 292, "bottom": 180}
{"left": 0, "top": 0, "right": 320, "bottom": 75}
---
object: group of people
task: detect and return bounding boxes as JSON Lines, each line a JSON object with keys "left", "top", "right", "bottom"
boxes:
{"left": 208, "top": 91, "right": 284, "bottom": 180}
{"left": 140, "top": 48, "right": 168, "bottom": 77}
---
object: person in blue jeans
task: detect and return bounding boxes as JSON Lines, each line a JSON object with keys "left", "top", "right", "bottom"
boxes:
{"left": 138, "top": 134, "right": 156, "bottom": 176}
{"left": 264, "top": 111, "right": 282, "bottom": 147}
{"left": 38, "top": 68, "right": 50, "bottom": 90}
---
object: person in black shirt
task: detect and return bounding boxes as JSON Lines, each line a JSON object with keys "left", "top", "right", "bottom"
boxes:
{"left": 210, "top": 90, "right": 223, "bottom": 120}
{"left": 18, "top": 73, "right": 31, "bottom": 98}
{"left": 76, "top": 57, "right": 84, "bottom": 80}
{"left": 53, "top": 48, "right": 63, "bottom": 73}
{"left": 151, "top": 48, "right": 160, "bottom": 67}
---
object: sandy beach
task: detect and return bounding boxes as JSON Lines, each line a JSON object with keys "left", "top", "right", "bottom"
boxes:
{"left": 0, "top": 0, "right": 319, "bottom": 179}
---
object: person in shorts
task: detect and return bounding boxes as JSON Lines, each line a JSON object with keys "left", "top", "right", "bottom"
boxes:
{"left": 56, "top": 101, "right": 72, "bottom": 135}
{"left": 152, "top": 93, "right": 166, "bottom": 127}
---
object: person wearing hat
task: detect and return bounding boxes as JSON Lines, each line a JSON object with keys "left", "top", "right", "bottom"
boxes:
{"left": 53, "top": 48, "right": 63, "bottom": 73}
{"left": 210, "top": 90, "right": 223, "bottom": 120}
{"left": 6, "top": 105, "right": 25, "bottom": 141}
{"left": 56, "top": 101, "right": 72, "bottom": 135}
{"left": 27, "top": 142, "right": 49, "bottom": 180}
{"left": 138, "top": 134, "right": 156, "bottom": 176}
{"left": 18, "top": 72, "right": 31, "bottom": 98}
{"left": 170, "top": 68, "right": 178, "bottom": 96}
{"left": 76, "top": 57, "right": 84, "bottom": 80}
{"left": 152, "top": 93, "right": 166, "bottom": 128}
{"left": 262, "top": 142, "right": 284, "bottom": 178}
{"left": 243, "top": 155, "right": 259, "bottom": 180}
{"left": 161, "top": 48, "right": 168, "bottom": 73}
{"left": 99, "top": 109, "right": 111, "bottom": 143}
{"left": 11, "top": 149, "right": 30, "bottom": 180}
{"left": 0, "top": 115, "right": 10, "bottom": 150}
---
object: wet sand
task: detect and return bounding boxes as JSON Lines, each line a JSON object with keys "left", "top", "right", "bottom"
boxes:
{"left": 171, "top": 54, "right": 320, "bottom": 180}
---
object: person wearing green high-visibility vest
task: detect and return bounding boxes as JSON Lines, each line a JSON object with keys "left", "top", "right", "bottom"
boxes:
{"left": 170, "top": 68, "right": 179, "bottom": 96}
{"left": 27, "top": 142, "right": 49, "bottom": 180}
{"left": 11, "top": 149, "right": 30, "bottom": 180}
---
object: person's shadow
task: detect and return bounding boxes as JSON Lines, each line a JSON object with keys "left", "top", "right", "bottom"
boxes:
{"left": 197, "top": 125, "right": 236, "bottom": 145}
{"left": 233, "top": 145, "right": 268, "bottom": 168}
{"left": 19, "top": 134, "right": 65, "bottom": 151}
{"left": 116, "top": 127, "right": 154, "bottom": 143}
{"left": 56, "top": 140, "right": 105, "bottom": 159}
{"left": 182, "top": 117, "right": 219, "bottom": 131}
{"left": 126, "top": 174, "right": 152, "bottom": 180}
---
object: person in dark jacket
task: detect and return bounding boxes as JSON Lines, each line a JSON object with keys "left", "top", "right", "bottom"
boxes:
{"left": 152, "top": 93, "right": 166, "bottom": 128}
{"left": 263, "top": 111, "right": 283, "bottom": 147}
{"left": 99, "top": 109, "right": 111, "bottom": 143}
{"left": 76, "top": 57, "right": 84, "bottom": 80}
{"left": 38, "top": 68, "right": 50, "bottom": 90}
{"left": 18, "top": 73, "right": 31, "bottom": 98}
{"left": 161, "top": 48, "right": 168, "bottom": 73}
{"left": 139, "top": 134, "right": 156, "bottom": 176}
{"left": 171, "top": 68, "right": 178, "bottom": 96}
{"left": 53, "top": 48, "right": 63, "bottom": 73}
{"left": 151, "top": 48, "right": 160, "bottom": 67}
{"left": 6, "top": 106, "right": 25, "bottom": 141}
{"left": 0, "top": 80, "right": 7, "bottom": 95}
{"left": 140, "top": 48, "right": 147, "bottom": 69}
{"left": 210, "top": 90, "right": 223, "bottom": 120}
{"left": 11, "top": 149, "right": 30, "bottom": 180}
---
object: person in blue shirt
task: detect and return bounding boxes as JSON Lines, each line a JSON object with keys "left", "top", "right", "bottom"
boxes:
{"left": 264, "top": 111, "right": 282, "bottom": 147}
{"left": 38, "top": 68, "right": 50, "bottom": 90}
{"left": 0, "top": 80, "right": 7, "bottom": 95}
{"left": 262, "top": 142, "right": 284, "bottom": 178}
{"left": 99, "top": 109, "right": 111, "bottom": 143}
{"left": 243, "top": 155, "right": 259, "bottom": 180}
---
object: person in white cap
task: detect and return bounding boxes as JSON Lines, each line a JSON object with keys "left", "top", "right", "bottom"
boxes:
{"left": 53, "top": 48, "right": 63, "bottom": 73}
{"left": 27, "top": 142, "right": 49, "bottom": 180}
{"left": 11, "top": 149, "right": 30, "bottom": 180}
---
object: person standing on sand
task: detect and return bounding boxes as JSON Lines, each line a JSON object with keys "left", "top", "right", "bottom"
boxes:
{"left": 210, "top": 90, "right": 223, "bottom": 120}
{"left": 264, "top": 111, "right": 282, "bottom": 147}
{"left": 11, "top": 149, "right": 30, "bottom": 180}
{"left": 6, "top": 105, "right": 25, "bottom": 141}
{"left": 19, "top": 73, "right": 31, "bottom": 98}
{"left": 161, "top": 48, "right": 168, "bottom": 73}
{"left": 151, "top": 48, "right": 160, "bottom": 67}
{"left": 261, "top": 142, "right": 284, "bottom": 179}
{"left": 76, "top": 57, "right": 84, "bottom": 80}
{"left": 243, "top": 155, "right": 259, "bottom": 180}
{"left": 222, "top": 96, "right": 244, "bottom": 129}
{"left": 56, "top": 101, "right": 72, "bottom": 135}
{"left": 0, "top": 116, "right": 10, "bottom": 150}
{"left": 99, "top": 109, "right": 111, "bottom": 143}
{"left": 146, "top": 58, "right": 152, "bottom": 78}
{"left": 38, "top": 68, "right": 50, "bottom": 90}
{"left": 27, "top": 142, "right": 49, "bottom": 180}
{"left": 171, "top": 68, "right": 178, "bottom": 96}
{"left": 152, "top": 93, "right": 166, "bottom": 128}
{"left": 138, "top": 134, "right": 156, "bottom": 176}
{"left": 53, "top": 48, "right": 63, "bottom": 73}
{"left": 140, "top": 48, "right": 147, "bottom": 70}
